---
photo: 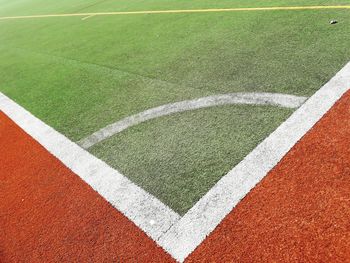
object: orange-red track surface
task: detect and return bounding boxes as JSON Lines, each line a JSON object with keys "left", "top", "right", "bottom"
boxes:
{"left": 0, "top": 112, "right": 174, "bottom": 262}
{"left": 1, "top": 91, "right": 350, "bottom": 262}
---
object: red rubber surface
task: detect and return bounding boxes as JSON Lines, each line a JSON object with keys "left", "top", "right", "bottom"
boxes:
{"left": 187, "top": 91, "right": 350, "bottom": 262}
{"left": 0, "top": 112, "right": 174, "bottom": 262}
{"left": 1, "top": 90, "right": 350, "bottom": 262}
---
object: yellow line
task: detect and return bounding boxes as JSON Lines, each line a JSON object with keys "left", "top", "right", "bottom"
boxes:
{"left": 0, "top": 5, "right": 349, "bottom": 20}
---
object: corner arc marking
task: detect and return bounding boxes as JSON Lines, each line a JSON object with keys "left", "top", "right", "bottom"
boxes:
{"left": 1, "top": 61, "right": 349, "bottom": 263}
{"left": 156, "top": 62, "right": 350, "bottom": 262}
{"left": 78, "top": 92, "right": 307, "bottom": 149}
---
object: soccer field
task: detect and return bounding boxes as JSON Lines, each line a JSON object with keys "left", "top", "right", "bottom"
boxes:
{"left": 1, "top": 0, "right": 350, "bottom": 214}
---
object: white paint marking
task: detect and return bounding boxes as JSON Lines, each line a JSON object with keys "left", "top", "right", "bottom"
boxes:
{"left": 78, "top": 92, "right": 307, "bottom": 149}
{"left": 81, "top": 14, "right": 95, "bottom": 21}
{"left": 1, "top": 62, "right": 349, "bottom": 263}
{"left": 157, "top": 62, "right": 350, "bottom": 262}
{"left": 0, "top": 93, "right": 181, "bottom": 241}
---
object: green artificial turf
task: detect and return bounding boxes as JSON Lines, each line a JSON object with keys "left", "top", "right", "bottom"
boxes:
{"left": 1, "top": 7, "right": 349, "bottom": 140}
{"left": 90, "top": 105, "right": 293, "bottom": 214}
{"left": 1, "top": 0, "right": 349, "bottom": 16}
{"left": 0, "top": 0, "right": 350, "bottom": 213}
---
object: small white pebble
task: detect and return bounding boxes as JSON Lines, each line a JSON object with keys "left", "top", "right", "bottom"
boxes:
{"left": 149, "top": 220, "right": 156, "bottom": 225}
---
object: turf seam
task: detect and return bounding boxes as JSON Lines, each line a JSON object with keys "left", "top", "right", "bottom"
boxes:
{"left": 2, "top": 43, "right": 277, "bottom": 99}
{"left": 2, "top": 45, "right": 185, "bottom": 92}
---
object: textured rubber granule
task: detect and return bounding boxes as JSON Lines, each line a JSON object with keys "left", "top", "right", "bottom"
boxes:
{"left": 0, "top": 112, "right": 174, "bottom": 263}
{"left": 187, "top": 90, "right": 350, "bottom": 262}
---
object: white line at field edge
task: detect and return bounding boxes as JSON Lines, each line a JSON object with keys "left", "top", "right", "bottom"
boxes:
{"left": 1, "top": 61, "right": 349, "bottom": 263}
{"left": 78, "top": 92, "right": 307, "bottom": 149}
{"left": 0, "top": 93, "right": 181, "bottom": 241}
{"left": 157, "top": 62, "right": 350, "bottom": 262}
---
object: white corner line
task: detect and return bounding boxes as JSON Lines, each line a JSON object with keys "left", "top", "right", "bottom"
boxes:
{"left": 0, "top": 93, "right": 181, "bottom": 241}
{"left": 1, "top": 61, "right": 349, "bottom": 263}
{"left": 78, "top": 92, "right": 307, "bottom": 149}
{"left": 157, "top": 61, "right": 350, "bottom": 262}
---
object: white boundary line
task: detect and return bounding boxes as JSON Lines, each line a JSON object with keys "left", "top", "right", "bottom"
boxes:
{"left": 0, "top": 62, "right": 349, "bottom": 262}
{"left": 78, "top": 92, "right": 307, "bottom": 149}
{"left": 0, "top": 94, "right": 181, "bottom": 241}
{"left": 157, "top": 62, "right": 350, "bottom": 261}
